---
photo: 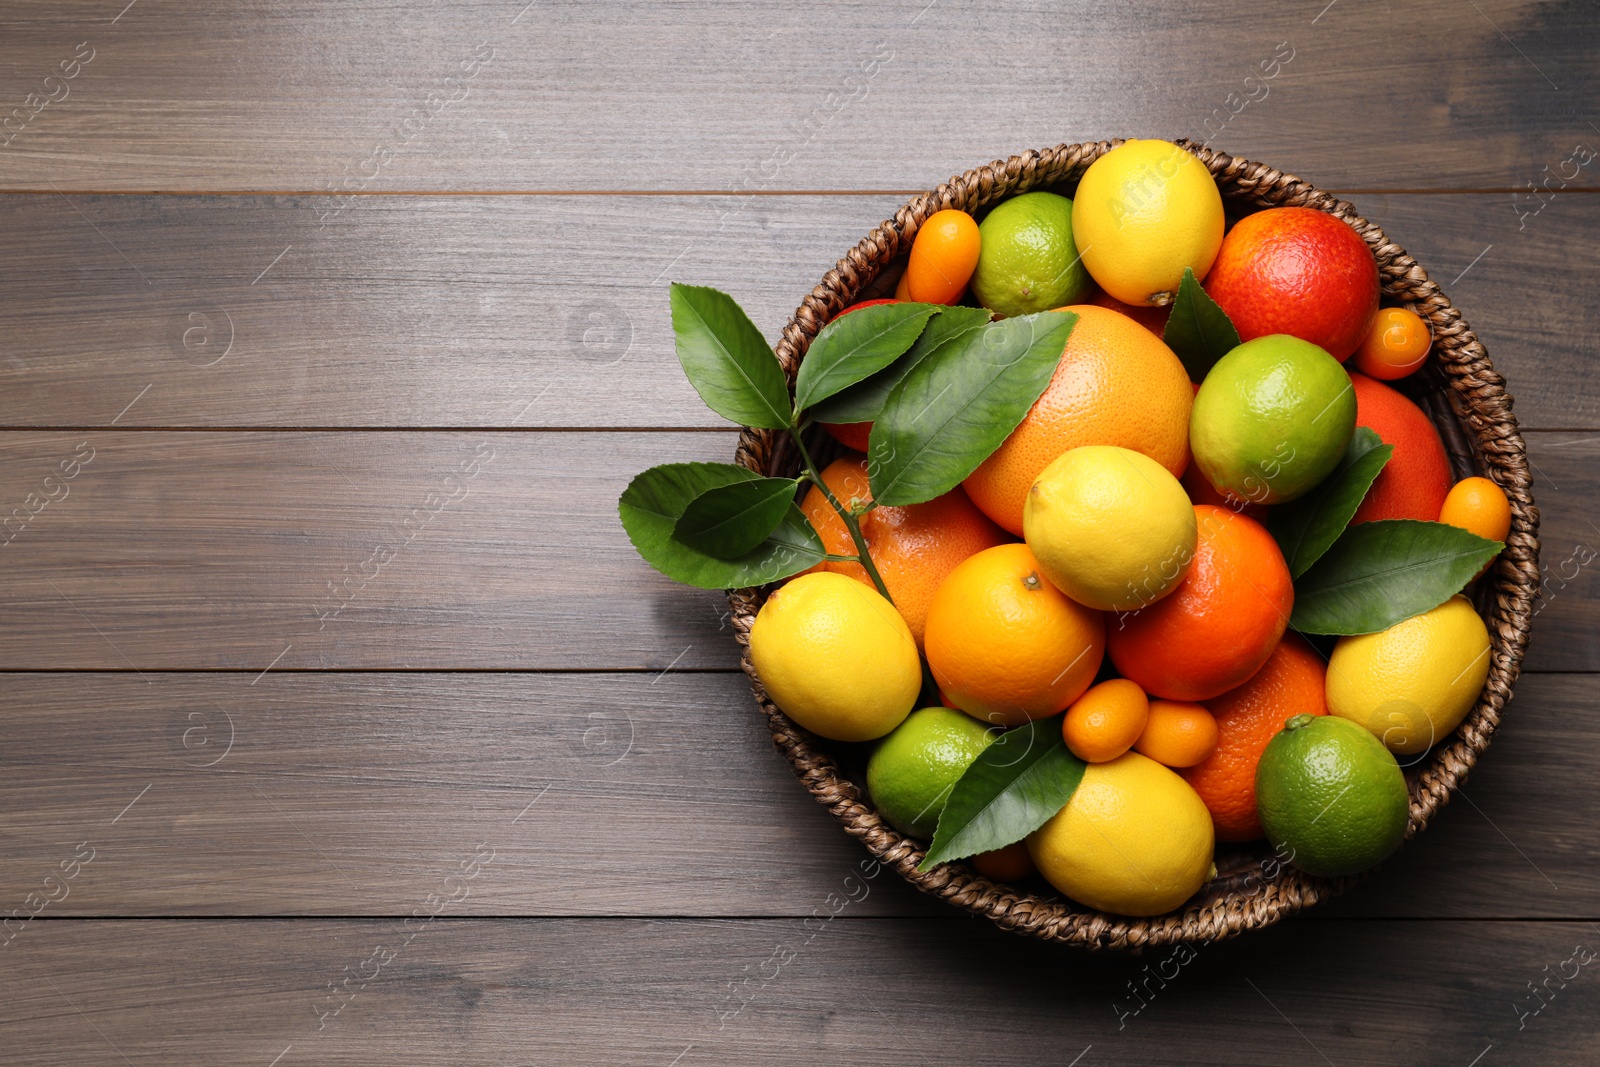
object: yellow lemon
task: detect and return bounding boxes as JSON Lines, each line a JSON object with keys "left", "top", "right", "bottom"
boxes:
{"left": 1023, "top": 445, "right": 1197, "bottom": 612}
{"left": 749, "top": 572, "right": 921, "bottom": 742}
{"left": 1326, "top": 595, "right": 1492, "bottom": 756}
{"left": 1027, "top": 751, "right": 1214, "bottom": 916}
{"left": 1071, "top": 139, "right": 1225, "bottom": 306}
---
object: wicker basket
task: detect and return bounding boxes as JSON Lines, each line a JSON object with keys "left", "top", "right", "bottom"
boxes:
{"left": 726, "top": 140, "right": 1540, "bottom": 950}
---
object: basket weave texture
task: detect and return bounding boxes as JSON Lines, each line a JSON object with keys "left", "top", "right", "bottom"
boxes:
{"left": 726, "top": 140, "right": 1540, "bottom": 950}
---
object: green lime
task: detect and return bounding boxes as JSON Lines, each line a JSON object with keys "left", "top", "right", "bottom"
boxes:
{"left": 971, "top": 191, "right": 1091, "bottom": 317}
{"left": 866, "top": 706, "right": 994, "bottom": 840}
{"left": 1189, "top": 334, "right": 1356, "bottom": 504}
{"left": 1255, "top": 713, "right": 1409, "bottom": 877}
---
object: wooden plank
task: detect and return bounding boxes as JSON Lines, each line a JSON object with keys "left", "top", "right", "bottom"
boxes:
{"left": 5, "top": 918, "right": 1597, "bottom": 1064}
{"left": 1513, "top": 431, "right": 1599, "bottom": 672}
{"left": 0, "top": 192, "right": 904, "bottom": 429}
{"left": 0, "top": 426, "right": 1587, "bottom": 671}
{"left": 0, "top": 193, "right": 1594, "bottom": 431}
{"left": 0, "top": 671, "right": 940, "bottom": 916}
{"left": 0, "top": 671, "right": 1590, "bottom": 919}
{"left": 0, "top": 430, "right": 741, "bottom": 670}
{"left": 0, "top": 1, "right": 1593, "bottom": 192}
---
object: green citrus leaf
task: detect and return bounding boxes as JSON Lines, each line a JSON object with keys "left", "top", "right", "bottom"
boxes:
{"left": 1162, "top": 266, "right": 1241, "bottom": 383}
{"left": 619, "top": 463, "right": 823, "bottom": 589}
{"left": 1269, "top": 427, "right": 1393, "bottom": 579}
{"left": 809, "top": 306, "right": 992, "bottom": 425}
{"left": 793, "top": 302, "right": 940, "bottom": 413}
{"left": 918, "top": 716, "right": 1086, "bottom": 871}
{"left": 669, "top": 284, "right": 792, "bottom": 430}
{"left": 868, "top": 309, "right": 1078, "bottom": 506}
{"left": 673, "top": 476, "right": 803, "bottom": 559}
{"left": 1291, "top": 519, "right": 1503, "bottom": 635}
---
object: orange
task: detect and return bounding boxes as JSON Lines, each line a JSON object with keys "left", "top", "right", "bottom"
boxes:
{"left": 963, "top": 304, "right": 1194, "bottom": 535}
{"left": 1203, "top": 206, "right": 1379, "bottom": 362}
{"left": 1063, "top": 678, "right": 1150, "bottom": 763}
{"left": 819, "top": 299, "right": 901, "bottom": 452}
{"left": 1439, "top": 476, "right": 1512, "bottom": 542}
{"left": 1182, "top": 632, "right": 1328, "bottom": 842}
{"left": 971, "top": 841, "right": 1036, "bottom": 882}
{"left": 1107, "top": 505, "right": 1293, "bottom": 701}
{"left": 924, "top": 543, "right": 1105, "bottom": 727}
{"left": 1135, "top": 700, "right": 1219, "bottom": 768}
{"left": 801, "top": 455, "right": 1008, "bottom": 646}
{"left": 1087, "top": 287, "right": 1170, "bottom": 337}
{"left": 905, "top": 209, "right": 981, "bottom": 305}
{"left": 894, "top": 270, "right": 912, "bottom": 300}
{"left": 1353, "top": 307, "right": 1431, "bottom": 380}
{"left": 1348, "top": 372, "right": 1453, "bottom": 524}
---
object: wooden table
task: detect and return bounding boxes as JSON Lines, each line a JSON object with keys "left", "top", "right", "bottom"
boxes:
{"left": 2, "top": 2, "right": 1596, "bottom": 1063}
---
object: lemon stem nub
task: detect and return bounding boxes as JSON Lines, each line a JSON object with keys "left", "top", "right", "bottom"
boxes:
{"left": 1284, "top": 713, "right": 1315, "bottom": 731}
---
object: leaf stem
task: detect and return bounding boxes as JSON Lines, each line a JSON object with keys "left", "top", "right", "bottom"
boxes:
{"left": 789, "top": 427, "right": 894, "bottom": 605}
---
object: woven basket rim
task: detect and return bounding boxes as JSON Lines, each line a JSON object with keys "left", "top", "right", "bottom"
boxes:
{"left": 726, "top": 139, "right": 1541, "bottom": 951}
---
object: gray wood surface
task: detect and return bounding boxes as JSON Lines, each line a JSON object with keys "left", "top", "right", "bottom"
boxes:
{"left": 0, "top": 430, "right": 738, "bottom": 670}
{"left": 0, "top": 671, "right": 1593, "bottom": 918}
{"left": 0, "top": 428, "right": 1590, "bottom": 670}
{"left": 5, "top": 919, "right": 1598, "bottom": 1065}
{"left": 2, "top": 0, "right": 1597, "bottom": 1061}
{"left": 0, "top": 1, "right": 1593, "bottom": 193}
{"left": 0, "top": 192, "right": 1596, "bottom": 430}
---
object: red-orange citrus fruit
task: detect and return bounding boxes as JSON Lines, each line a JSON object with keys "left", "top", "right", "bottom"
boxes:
{"left": 1107, "top": 505, "right": 1293, "bottom": 701}
{"left": 1182, "top": 633, "right": 1328, "bottom": 842}
{"left": 1348, "top": 372, "right": 1453, "bottom": 524}
{"left": 1204, "top": 207, "right": 1379, "bottom": 362}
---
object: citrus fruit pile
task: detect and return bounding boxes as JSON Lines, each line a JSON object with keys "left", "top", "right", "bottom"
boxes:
{"left": 622, "top": 139, "right": 1512, "bottom": 919}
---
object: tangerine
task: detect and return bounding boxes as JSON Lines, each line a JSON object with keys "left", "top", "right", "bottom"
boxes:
{"left": 1348, "top": 372, "right": 1453, "bottom": 524}
{"left": 924, "top": 543, "right": 1105, "bottom": 727}
{"left": 1107, "top": 505, "right": 1293, "bottom": 701}
{"left": 963, "top": 304, "right": 1193, "bottom": 535}
{"left": 800, "top": 455, "right": 1008, "bottom": 646}
{"left": 1182, "top": 632, "right": 1328, "bottom": 842}
{"left": 905, "top": 209, "right": 981, "bottom": 305}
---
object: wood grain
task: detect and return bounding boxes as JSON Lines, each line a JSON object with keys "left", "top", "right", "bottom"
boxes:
{"left": 0, "top": 193, "right": 1595, "bottom": 430}
{"left": 0, "top": 1, "right": 1594, "bottom": 193}
{"left": 0, "top": 671, "right": 939, "bottom": 916}
{"left": 6, "top": 918, "right": 1597, "bottom": 1065}
{"left": 0, "top": 427, "right": 1589, "bottom": 669}
{"left": 0, "top": 430, "right": 741, "bottom": 670}
{"left": 0, "top": 671, "right": 1592, "bottom": 919}
{"left": 1515, "top": 431, "right": 1599, "bottom": 672}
